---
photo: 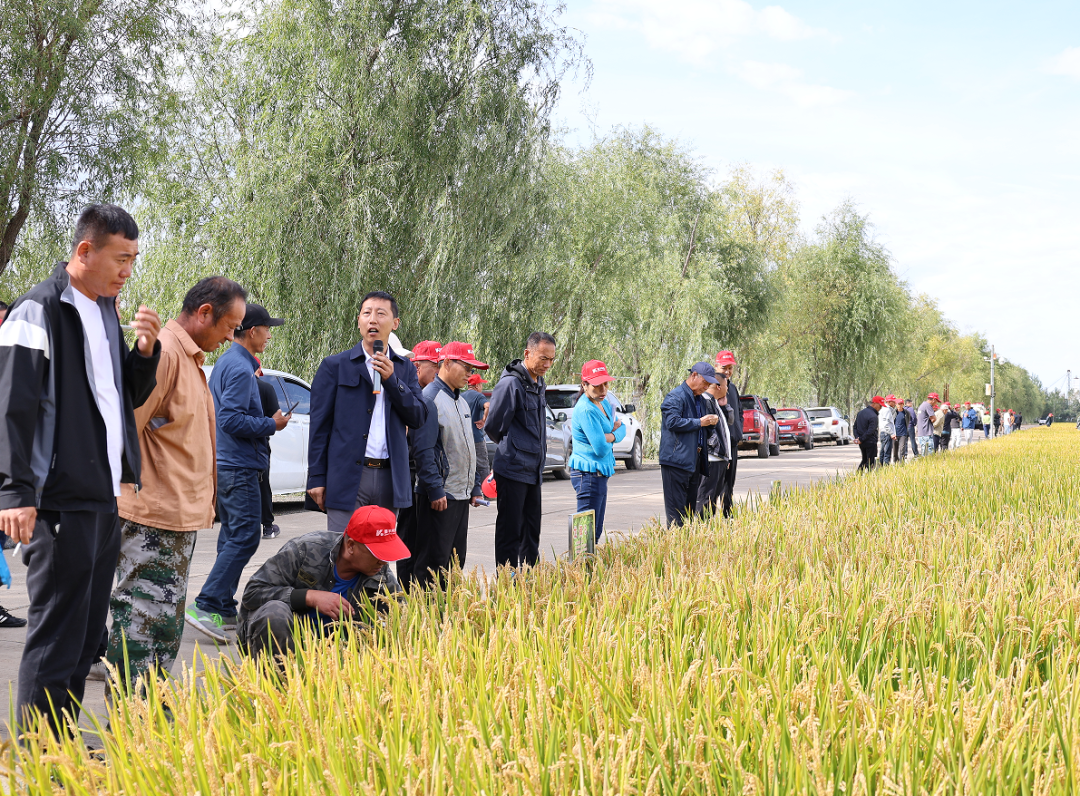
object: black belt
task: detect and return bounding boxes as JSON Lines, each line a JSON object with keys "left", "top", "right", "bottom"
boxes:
{"left": 365, "top": 458, "right": 390, "bottom": 469}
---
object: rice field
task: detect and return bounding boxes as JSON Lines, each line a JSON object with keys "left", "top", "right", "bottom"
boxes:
{"left": 5, "top": 424, "right": 1080, "bottom": 794}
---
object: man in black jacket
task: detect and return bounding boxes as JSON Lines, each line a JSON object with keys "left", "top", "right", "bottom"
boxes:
{"left": 0, "top": 204, "right": 161, "bottom": 734}
{"left": 715, "top": 351, "right": 743, "bottom": 518}
{"left": 485, "top": 332, "right": 555, "bottom": 568}
{"left": 853, "top": 397, "right": 883, "bottom": 471}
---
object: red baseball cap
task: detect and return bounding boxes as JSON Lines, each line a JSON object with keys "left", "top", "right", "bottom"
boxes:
{"left": 885, "top": 394, "right": 897, "bottom": 403}
{"left": 411, "top": 340, "right": 442, "bottom": 362}
{"left": 928, "top": 392, "right": 940, "bottom": 401}
{"left": 872, "top": 396, "right": 885, "bottom": 406}
{"left": 581, "top": 359, "right": 614, "bottom": 385}
{"left": 467, "top": 373, "right": 487, "bottom": 386}
{"left": 344, "top": 505, "right": 410, "bottom": 562}
{"left": 440, "top": 341, "right": 489, "bottom": 369}
{"left": 715, "top": 350, "right": 736, "bottom": 366}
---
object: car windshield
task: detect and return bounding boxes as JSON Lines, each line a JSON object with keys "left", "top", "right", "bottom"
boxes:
{"left": 775, "top": 410, "right": 801, "bottom": 420}
{"left": 739, "top": 397, "right": 754, "bottom": 411}
{"left": 546, "top": 390, "right": 580, "bottom": 410}
{"left": 806, "top": 409, "right": 833, "bottom": 419}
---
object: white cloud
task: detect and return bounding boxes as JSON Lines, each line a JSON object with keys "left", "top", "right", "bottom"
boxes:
{"left": 757, "top": 6, "right": 825, "bottom": 41}
{"left": 588, "top": 0, "right": 829, "bottom": 63}
{"left": 735, "top": 60, "right": 854, "bottom": 107}
{"left": 1044, "top": 47, "right": 1080, "bottom": 80}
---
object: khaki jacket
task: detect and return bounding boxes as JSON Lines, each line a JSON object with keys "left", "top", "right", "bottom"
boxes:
{"left": 117, "top": 320, "right": 216, "bottom": 531}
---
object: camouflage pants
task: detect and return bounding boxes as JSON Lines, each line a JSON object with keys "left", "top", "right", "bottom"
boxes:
{"left": 106, "top": 522, "right": 197, "bottom": 685}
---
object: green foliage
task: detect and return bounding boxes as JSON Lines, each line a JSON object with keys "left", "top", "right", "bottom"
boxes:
{"left": 125, "top": 0, "right": 583, "bottom": 377}
{"left": 0, "top": 0, "right": 184, "bottom": 272}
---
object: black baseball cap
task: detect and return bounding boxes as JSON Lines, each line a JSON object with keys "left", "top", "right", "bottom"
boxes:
{"left": 240, "top": 304, "right": 285, "bottom": 330}
{"left": 689, "top": 362, "right": 719, "bottom": 384}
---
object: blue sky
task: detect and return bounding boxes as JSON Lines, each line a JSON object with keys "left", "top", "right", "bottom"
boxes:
{"left": 553, "top": 0, "right": 1080, "bottom": 392}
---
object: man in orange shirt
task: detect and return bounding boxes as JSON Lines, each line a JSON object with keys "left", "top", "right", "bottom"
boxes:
{"left": 104, "top": 276, "right": 246, "bottom": 688}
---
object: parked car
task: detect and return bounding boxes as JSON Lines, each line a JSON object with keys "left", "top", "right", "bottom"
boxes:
{"left": 544, "top": 385, "right": 645, "bottom": 471}
{"left": 739, "top": 394, "right": 780, "bottom": 458}
{"left": 485, "top": 404, "right": 572, "bottom": 479}
{"left": 775, "top": 407, "right": 814, "bottom": 450}
{"left": 203, "top": 365, "right": 312, "bottom": 495}
{"left": 805, "top": 406, "right": 851, "bottom": 445}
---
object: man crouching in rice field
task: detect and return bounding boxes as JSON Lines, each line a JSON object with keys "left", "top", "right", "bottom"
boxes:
{"left": 237, "top": 505, "right": 408, "bottom": 659}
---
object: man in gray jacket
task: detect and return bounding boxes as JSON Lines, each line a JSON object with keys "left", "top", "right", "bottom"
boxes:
{"left": 410, "top": 342, "right": 489, "bottom": 588}
{"left": 238, "top": 505, "right": 407, "bottom": 658}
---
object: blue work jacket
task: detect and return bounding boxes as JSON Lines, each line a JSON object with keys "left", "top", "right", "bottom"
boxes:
{"left": 658, "top": 381, "right": 705, "bottom": 473}
{"left": 210, "top": 343, "right": 276, "bottom": 470}
{"left": 486, "top": 360, "right": 547, "bottom": 485}
{"left": 306, "top": 341, "right": 427, "bottom": 510}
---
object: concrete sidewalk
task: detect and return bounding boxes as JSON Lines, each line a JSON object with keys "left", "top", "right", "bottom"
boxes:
{"left": 0, "top": 443, "right": 861, "bottom": 736}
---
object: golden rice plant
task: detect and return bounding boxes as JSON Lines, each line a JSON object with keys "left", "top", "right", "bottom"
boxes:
{"left": 4, "top": 425, "right": 1080, "bottom": 794}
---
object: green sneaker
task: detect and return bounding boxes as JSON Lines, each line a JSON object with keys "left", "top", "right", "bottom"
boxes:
{"left": 184, "top": 606, "right": 230, "bottom": 643}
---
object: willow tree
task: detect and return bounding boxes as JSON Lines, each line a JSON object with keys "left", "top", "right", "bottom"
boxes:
{"left": 0, "top": 0, "right": 183, "bottom": 278}
{"left": 532, "top": 127, "right": 759, "bottom": 448}
{"left": 129, "top": 0, "right": 583, "bottom": 378}
{"left": 787, "top": 203, "right": 909, "bottom": 415}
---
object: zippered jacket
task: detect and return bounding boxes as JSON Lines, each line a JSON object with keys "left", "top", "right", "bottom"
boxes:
{"left": 238, "top": 530, "right": 399, "bottom": 638}
{"left": 659, "top": 381, "right": 704, "bottom": 473}
{"left": 210, "top": 343, "right": 276, "bottom": 470}
{"left": 0, "top": 262, "right": 159, "bottom": 512}
{"left": 486, "top": 360, "right": 547, "bottom": 485}
{"left": 853, "top": 406, "right": 878, "bottom": 443}
{"left": 414, "top": 377, "right": 484, "bottom": 501}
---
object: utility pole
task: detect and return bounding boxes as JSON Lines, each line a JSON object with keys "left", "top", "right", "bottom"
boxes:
{"left": 989, "top": 347, "right": 996, "bottom": 439}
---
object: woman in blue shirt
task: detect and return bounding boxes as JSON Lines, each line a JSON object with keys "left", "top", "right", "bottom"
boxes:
{"left": 568, "top": 360, "right": 626, "bottom": 542}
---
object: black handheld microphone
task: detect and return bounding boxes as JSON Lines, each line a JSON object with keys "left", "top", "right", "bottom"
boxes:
{"left": 371, "top": 339, "right": 384, "bottom": 394}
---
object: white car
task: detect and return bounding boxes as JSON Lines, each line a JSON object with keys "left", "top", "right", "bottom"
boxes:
{"left": 805, "top": 406, "right": 851, "bottom": 445}
{"left": 544, "top": 385, "right": 644, "bottom": 471}
{"left": 203, "top": 366, "right": 312, "bottom": 495}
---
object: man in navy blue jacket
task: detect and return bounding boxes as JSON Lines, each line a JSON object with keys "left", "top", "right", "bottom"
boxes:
{"left": 659, "top": 362, "right": 720, "bottom": 526}
{"left": 306, "top": 292, "right": 427, "bottom": 532}
{"left": 485, "top": 331, "right": 555, "bottom": 568}
{"left": 188, "top": 304, "right": 291, "bottom": 641}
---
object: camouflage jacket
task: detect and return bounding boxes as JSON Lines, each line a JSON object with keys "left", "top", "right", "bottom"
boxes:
{"left": 238, "top": 530, "right": 401, "bottom": 632}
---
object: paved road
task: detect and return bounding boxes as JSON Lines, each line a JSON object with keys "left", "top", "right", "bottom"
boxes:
{"left": 0, "top": 441, "right": 861, "bottom": 734}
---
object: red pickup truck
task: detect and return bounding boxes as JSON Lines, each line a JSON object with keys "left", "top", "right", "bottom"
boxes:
{"left": 739, "top": 394, "right": 780, "bottom": 458}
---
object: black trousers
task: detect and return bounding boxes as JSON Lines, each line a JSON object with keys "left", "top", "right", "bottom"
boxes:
{"left": 720, "top": 451, "right": 739, "bottom": 518}
{"left": 494, "top": 474, "right": 542, "bottom": 568}
{"left": 396, "top": 502, "right": 418, "bottom": 589}
{"left": 17, "top": 509, "right": 121, "bottom": 735}
{"left": 696, "top": 460, "right": 728, "bottom": 516}
{"left": 412, "top": 498, "right": 470, "bottom": 589}
{"left": 858, "top": 440, "right": 877, "bottom": 470}
{"left": 661, "top": 465, "right": 701, "bottom": 526}
{"left": 259, "top": 468, "right": 274, "bottom": 527}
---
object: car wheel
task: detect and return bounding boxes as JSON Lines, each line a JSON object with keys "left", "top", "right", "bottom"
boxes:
{"left": 769, "top": 442, "right": 780, "bottom": 456}
{"left": 757, "top": 438, "right": 769, "bottom": 458}
{"left": 625, "top": 434, "right": 643, "bottom": 470}
{"left": 554, "top": 441, "right": 573, "bottom": 480}
{"left": 804, "top": 436, "right": 813, "bottom": 450}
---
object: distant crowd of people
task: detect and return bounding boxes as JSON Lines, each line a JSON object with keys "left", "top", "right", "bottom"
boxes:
{"left": 852, "top": 392, "right": 1023, "bottom": 471}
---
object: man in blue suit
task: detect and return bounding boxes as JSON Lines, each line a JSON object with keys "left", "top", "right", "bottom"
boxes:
{"left": 659, "top": 362, "right": 720, "bottom": 526}
{"left": 306, "top": 292, "right": 427, "bottom": 535}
